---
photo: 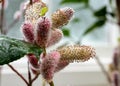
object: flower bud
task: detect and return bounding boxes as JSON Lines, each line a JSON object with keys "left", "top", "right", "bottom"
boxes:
{"left": 13, "top": 11, "right": 21, "bottom": 21}
{"left": 40, "top": 51, "right": 60, "bottom": 82}
{"left": 27, "top": 54, "right": 39, "bottom": 68}
{"left": 47, "top": 29, "right": 63, "bottom": 47}
{"left": 25, "top": 1, "right": 46, "bottom": 24}
{"left": 51, "top": 7, "right": 74, "bottom": 28}
{"left": 0, "top": 0, "right": 8, "bottom": 9}
{"left": 113, "top": 51, "right": 119, "bottom": 69}
{"left": 61, "top": 7, "right": 74, "bottom": 20}
{"left": 27, "top": 54, "right": 40, "bottom": 74}
{"left": 57, "top": 45, "right": 95, "bottom": 62}
{"left": 31, "top": 67, "right": 40, "bottom": 75}
{"left": 21, "top": 21, "right": 35, "bottom": 43}
{"left": 33, "top": 0, "right": 41, "bottom": 3}
{"left": 111, "top": 71, "right": 120, "bottom": 86}
{"left": 35, "top": 17, "right": 51, "bottom": 48}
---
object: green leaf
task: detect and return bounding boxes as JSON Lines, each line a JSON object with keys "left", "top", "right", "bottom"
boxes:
{"left": 62, "top": 28, "right": 70, "bottom": 37}
{"left": 94, "top": 6, "right": 107, "bottom": 17}
{"left": 0, "top": 36, "right": 42, "bottom": 65}
{"left": 72, "top": 18, "right": 80, "bottom": 23}
{"left": 60, "top": 0, "right": 88, "bottom": 5}
{"left": 109, "top": 0, "right": 112, "bottom": 4}
{"left": 83, "top": 19, "right": 106, "bottom": 36}
{"left": 39, "top": 7, "right": 48, "bottom": 16}
{"left": 108, "top": 12, "right": 115, "bottom": 17}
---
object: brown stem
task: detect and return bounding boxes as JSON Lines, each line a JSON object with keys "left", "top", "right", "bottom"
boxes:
{"left": 8, "top": 64, "right": 29, "bottom": 85}
{"left": 0, "top": 0, "right": 4, "bottom": 34}
{"left": 29, "top": 0, "right": 33, "bottom": 5}
{"left": 28, "top": 62, "right": 32, "bottom": 86}
{"left": 0, "top": 66, "right": 2, "bottom": 86}
{"left": 49, "top": 81, "right": 54, "bottom": 86}
{"left": 94, "top": 56, "right": 111, "bottom": 84}
{"left": 42, "top": 79, "right": 46, "bottom": 86}
{"left": 116, "top": 0, "right": 120, "bottom": 25}
{"left": 116, "top": 0, "right": 120, "bottom": 34}
{"left": 43, "top": 47, "right": 47, "bottom": 57}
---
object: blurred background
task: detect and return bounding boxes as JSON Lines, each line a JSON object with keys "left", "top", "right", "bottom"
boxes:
{"left": 0, "top": 0, "right": 120, "bottom": 86}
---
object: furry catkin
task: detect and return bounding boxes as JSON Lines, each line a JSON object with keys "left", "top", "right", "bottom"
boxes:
{"left": 55, "top": 61, "right": 69, "bottom": 72}
{"left": 21, "top": 21, "right": 34, "bottom": 43}
{"left": 27, "top": 54, "right": 39, "bottom": 68}
{"left": 57, "top": 45, "right": 95, "bottom": 62}
{"left": 47, "top": 29, "right": 63, "bottom": 47}
{"left": 27, "top": 54, "right": 40, "bottom": 74}
{"left": 40, "top": 51, "right": 60, "bottom": 82}
{"left": 35, "top": 17, "right": 51, "bottom": 48}
{"left": 51, "top": 7, "right": 74, "bottom": 28}
{"left": 111, "top": 71, "right": 120, "bottom": 86}
{"left": 25, "top": 1, "right": 46, "bottom": 24}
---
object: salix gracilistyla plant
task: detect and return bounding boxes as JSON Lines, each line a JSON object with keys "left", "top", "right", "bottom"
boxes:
{"left": 0, "top": 0, "right": 95, "bottom": 86}
{"left": 21, "top": 0, "right": 96, "bottom": 85}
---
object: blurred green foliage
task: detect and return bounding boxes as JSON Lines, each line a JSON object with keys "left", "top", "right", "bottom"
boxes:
{"left": 60, "top": 0, "right": 115, "bottom": 37}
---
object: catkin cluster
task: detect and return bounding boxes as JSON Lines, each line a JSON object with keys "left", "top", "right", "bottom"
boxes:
{"left": 21, "top": 0, "right": 95, "bottom": 83}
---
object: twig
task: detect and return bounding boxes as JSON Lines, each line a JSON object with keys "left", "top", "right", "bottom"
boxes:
{"left": 0, "top": 0, "right": 4, "bottom": 34}
{"left": 116, "top": 0, "right": 120, "bottom": 25}
{"left": 116, "top": 0, "right": 120, "bottom": 33}
{"left": 94, "top": 56, "right": 111, "bottom": 84}
{"left": 29, "top": 0, "right": 33, "bottom": 5}
{"left": 0, "top": 67, "right": 2, "bottom": 86}
{"left": 28, "top": 62, "right": 32, "bottom": 86}
{"left": 8, "top": 64, "right": 29, "bottom": 85}
{"left": 31, "top": 73, "right": 40, "bottom": 83}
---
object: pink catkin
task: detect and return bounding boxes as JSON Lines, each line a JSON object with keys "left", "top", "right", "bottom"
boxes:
{"left": 21, "top": 21, "right": 35, "bottom": 43}
{"left": 0, "top": 0, "right": 8, "bottom": 9}
{"left": 35, "top": 17, "right": 51, "bottom": 48}
{"left": 55, "top": 61, "right": 69, "bottom": 72}
{"left": 27, "top": 54, "right": 40, "bottom": 74}
{"left": 111, "top": 71, "right": 120, "bottom": 86}
{"left": 40, "top": 51, "right": 60, "bottom": 82}
{"left": 33, "top": 0, "right": 40, "bottom": 3}
{"left": 61, "top": 7, "right": 74, "bottom": 20}
{"left": 27, "top": 54, "right": 39, "bottom": 68}
{"left": 47, "top": 29, "right": 63, "bottom": 47}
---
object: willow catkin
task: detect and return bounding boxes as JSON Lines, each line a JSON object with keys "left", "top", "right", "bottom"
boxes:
{"left": 51, "top": 7, "right": 74, "bottom": 29}
{"left": 111, "top": 71, "right": 120, "bottom": 86}
{"left": 113, "top": 51, "right": 119, "bottom": 69}
{"left": 27, "top": 54, "right": 39, "bottom": 68}
{"left": 47, "top": 29, "right": 63, "bottom": 47}
{"left": 57, "top": 45, "right": 96, "bottom": 63}
{"left": 21, "top": 21, "right": 35, "bottom": 43}
{"left": 55, "top": 61, "right": 69, "bottom": 72}
{"left": 25, "top": 1, "right": 46, "bottom": 24}
{"left": 35, "top": 17, "right": 51, "bottom": 48}
{"left": 27, "top": 54, "right": 41, "bottom": 74}
{"left": 40, "top": 51, "right": 60, "bottom": 82}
